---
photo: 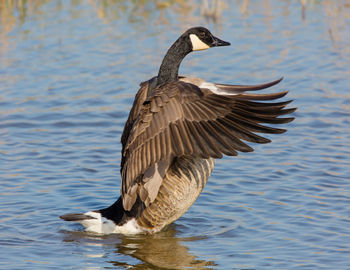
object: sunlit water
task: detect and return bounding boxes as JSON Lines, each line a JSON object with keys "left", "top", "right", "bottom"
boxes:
{"left": 1, "top": 1, "right": 350, "bottom": 269}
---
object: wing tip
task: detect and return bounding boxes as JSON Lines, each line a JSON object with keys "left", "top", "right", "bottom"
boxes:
{"left": 281, "top": 116, "right": 295, "bottom": 123}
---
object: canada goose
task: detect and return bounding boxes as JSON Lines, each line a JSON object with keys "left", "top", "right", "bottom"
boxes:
{"left": 60, "top": 27, "right": 295, "bottom": 234}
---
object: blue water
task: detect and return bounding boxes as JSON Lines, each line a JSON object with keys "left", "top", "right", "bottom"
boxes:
{"left": 1, "top": 1, "right": 350, "bottom": 269}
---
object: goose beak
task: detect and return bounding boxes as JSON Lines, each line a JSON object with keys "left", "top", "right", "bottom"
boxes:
{"left": 212, "top": 36, "right": 230, "bottom": 47}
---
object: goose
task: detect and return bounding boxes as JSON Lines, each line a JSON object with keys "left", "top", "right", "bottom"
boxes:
{"left": 60, "top": 27, "right": 295, "bottom": 234}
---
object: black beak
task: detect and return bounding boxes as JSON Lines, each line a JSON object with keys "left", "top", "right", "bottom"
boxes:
{"left": 212, "top": 36, "right": 230, "bottom": 47}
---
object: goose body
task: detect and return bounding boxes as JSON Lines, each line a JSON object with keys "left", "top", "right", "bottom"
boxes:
{"left": 61, "top": 27, "right": 295, "bottom": 234}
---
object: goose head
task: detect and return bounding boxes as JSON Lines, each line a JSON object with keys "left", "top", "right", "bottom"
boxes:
{"left": 186, "top": 27, "right": 230, "bottom": 51}
{"left": 156, "top": 27, "right": 230, "bottom": 86}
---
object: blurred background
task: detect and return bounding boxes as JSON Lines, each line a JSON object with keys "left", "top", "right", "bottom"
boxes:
{"left": 1, "top": 0, "right": 350, "bottom": 269}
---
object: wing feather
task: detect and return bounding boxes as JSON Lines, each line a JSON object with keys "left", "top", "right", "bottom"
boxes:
{"left": 121, "top": 79, "right": 295, "bottom": 210}
{"left": 192, "top": 121, "right": 222, "bottom": 158}
{"left": 214, "top": 77, "right": 283, "bottom": 93}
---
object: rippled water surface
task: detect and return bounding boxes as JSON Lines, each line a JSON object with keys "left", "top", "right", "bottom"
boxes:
{"left": 1, "top": 1, "right": 350, "bottom": 269}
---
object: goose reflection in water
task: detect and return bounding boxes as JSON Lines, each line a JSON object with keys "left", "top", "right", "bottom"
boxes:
{"left": 61, "top": 225, "right": 215, "bottom": 269}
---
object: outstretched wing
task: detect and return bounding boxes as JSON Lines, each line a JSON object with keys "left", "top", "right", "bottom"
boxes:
{"left": 121, "top": 78, "right": 295, "bottom": 210}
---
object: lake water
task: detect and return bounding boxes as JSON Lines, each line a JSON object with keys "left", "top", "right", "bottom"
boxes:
{"left": 1, "top": 0, "right": 350, "bottom": 269}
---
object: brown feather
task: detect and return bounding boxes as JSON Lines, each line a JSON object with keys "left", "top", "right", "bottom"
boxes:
{"left": 214, "top": 77, "right": 283, "bottom": 93}
{"left": 120, "top": 77, "right": 295, "bottom": 211}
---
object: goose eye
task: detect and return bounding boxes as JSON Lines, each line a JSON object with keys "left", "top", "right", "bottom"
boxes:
{"left": 199, "top": 32, "right": 206, "bottom": 38}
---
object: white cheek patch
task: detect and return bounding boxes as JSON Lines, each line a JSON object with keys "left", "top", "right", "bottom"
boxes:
{"left": 190, "top": 34, "right": 210, "bottom": 51}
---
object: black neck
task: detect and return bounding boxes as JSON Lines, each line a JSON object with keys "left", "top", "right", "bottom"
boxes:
{"left": 156, "top": 35, "right": 192, "bottom": 86}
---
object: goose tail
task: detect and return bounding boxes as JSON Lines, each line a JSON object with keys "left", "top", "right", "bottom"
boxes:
{"left": 60, "top": 213, "right": 97, "bottom": 222}
{"left": 60, "top": 197, "right": 141, "bottom": 234}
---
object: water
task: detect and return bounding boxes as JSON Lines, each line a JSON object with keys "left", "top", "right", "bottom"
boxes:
{"left": 1, "top": 0, "right": 350, "bottom": 269}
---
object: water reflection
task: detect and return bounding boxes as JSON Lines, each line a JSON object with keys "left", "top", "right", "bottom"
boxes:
{"left": 1, "top": 0, "right": 350, "bottom": 54}
{"left": 0, "top": 0, "right": 225, "bottom": 58}
{"left": 88, "top": 0, "right": 225, "bottom": 27}
{"left": 1, "top": 0, "right": 350, "bottom": 25}
{"left": 62, "top": 226, "right": 215, "bottom": 269}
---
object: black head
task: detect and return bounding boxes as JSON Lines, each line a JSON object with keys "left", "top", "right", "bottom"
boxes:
{"left": 184, "top": 27, "right": 230, "bottom": 51}
{"left": 156, "top": 27, "right": 231, "bottom": 86}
